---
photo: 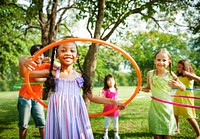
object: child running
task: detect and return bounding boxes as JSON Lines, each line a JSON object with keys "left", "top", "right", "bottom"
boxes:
{"left": 173, "top": 60, "right": 200, "bottom": 139}
{"left": 23, "top": 38, "right": 126, "bottom": 139}
{"left": 141, "top": 48, "right": 185, "bottom": 139}
{"left": 100, "top": 74, "right": 120, "bottom": 139}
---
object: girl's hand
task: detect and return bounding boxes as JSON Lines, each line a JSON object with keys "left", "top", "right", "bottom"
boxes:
{"left": 140, "top": 86, "right": 151, "bottom": 92}
{"left": 168, "top": 79, "right": 185, "bottom": 91}
{"left": 182, "top": 70, "right": 190, "bottom": 76}
{"left": 42, "top": 57, "right": 51, "bottom": 63}
{"left": 116, "top": 101, "right": 126, "bottom": 110}
{"left": 168, "top": 79, "right": 178, "bottom": 88}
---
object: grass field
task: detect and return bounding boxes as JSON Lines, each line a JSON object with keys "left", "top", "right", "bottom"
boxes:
{"left": 0, "top": 86, "right": 200, "bottom": 139}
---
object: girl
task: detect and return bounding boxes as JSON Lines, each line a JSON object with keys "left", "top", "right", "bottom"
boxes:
{"left": 100, "top": 74, "right": 120, "bottom": 139}
{"left": 24, "top": 39, "right": 126, "bottom": 139}
{"left": 141, "top": 49, "right": 185, "bottom": 139}
{"left": 173, "top": 60, "right": 200, "bottom": 138}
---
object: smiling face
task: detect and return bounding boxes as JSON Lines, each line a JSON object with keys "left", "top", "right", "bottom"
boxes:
{"left": 34, "top": 50, "right": 44, "bottom": 65}
{"left": 56, "top": 42, "right": 78, "bottom": 66}
{"left": 154, "top": 52, "right": 170, "bottom": 71}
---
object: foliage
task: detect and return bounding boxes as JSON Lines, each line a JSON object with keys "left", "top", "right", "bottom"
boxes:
{"left": 0, "top": 4, "right": 41, "bottom": 91}
{"left": 117, "top": 31, "right": 190, "bottom": 84}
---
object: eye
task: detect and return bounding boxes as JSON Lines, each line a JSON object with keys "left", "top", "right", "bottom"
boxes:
{"left": 61, "top": 49, "right": 66, "bottom": 53}
{"left": 71, "top": 49, "right": 76, "bottom": 53}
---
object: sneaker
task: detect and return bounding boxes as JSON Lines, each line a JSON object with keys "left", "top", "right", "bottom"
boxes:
{"left": 172, "top": 130, "right": 180, "bottom": 135}
{"left": 103, "top": 135, "right": 108, "bottom": 139}
{"left": 114, "top": 135, "right": 120, "bottom": 139}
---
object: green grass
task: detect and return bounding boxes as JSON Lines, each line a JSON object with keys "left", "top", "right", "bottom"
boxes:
{"left": 0, "top": 87, "right": 200, "bottom": 138}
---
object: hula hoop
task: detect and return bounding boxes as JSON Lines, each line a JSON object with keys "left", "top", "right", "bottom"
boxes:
{"left": 151, "top": 96, "right": 200, "bottom": 109}
{"left": 171, "top": 94, "right": 200, "bottom": 100}
{"left": 172, "top": 88, "right": 200, "bottom": 91}
{"left": 25, "top": 38, "right": 142, "bottom": 118}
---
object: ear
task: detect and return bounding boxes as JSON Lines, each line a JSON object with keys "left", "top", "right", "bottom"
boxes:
{"left": 154, "top": 59, "right": 156, "bottom": 65}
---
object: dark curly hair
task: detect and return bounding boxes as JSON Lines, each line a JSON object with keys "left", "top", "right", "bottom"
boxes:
{"left": 30, "top": 44, "right": 43, "bottom": 56}
{"left": 42, "top": 37, "right": 91, "bottom": 100}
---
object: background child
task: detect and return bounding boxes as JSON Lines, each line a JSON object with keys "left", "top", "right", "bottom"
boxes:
{"left": 24, "top": 39, "right": 126, "bottom": 139}
{"left": 141, "top": 48, "right": 185, "bottom": 139}
{"left": 173, "top": 60, "right": 200, "bottom": 138}
{"left": 100, "top": 74, "right": 120, "bottom": 139}
{"left": 18, "top": 44, "right": 50, "bottom": 139}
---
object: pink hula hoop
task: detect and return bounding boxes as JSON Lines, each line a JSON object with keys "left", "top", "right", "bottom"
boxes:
{"left": 151, "top": 96, "right": 200, "bottom": 109}
{"left": 171, "top": 94, "right": 200, "bottom": 100}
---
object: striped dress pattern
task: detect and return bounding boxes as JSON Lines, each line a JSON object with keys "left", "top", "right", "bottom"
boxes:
{"left": 45, "top": 70, "right": 94, "bottom": 139}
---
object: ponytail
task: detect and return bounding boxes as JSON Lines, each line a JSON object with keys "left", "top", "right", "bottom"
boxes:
{"left": 43, "top": 47, "right": 56, "bottom": 100}
{"left": 76, "top": 47, "right": 92, "bottom": 94}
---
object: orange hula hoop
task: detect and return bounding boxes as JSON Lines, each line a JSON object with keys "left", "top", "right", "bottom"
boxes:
{"left": 25, "top": 38, "right": 142, "bottom": 118}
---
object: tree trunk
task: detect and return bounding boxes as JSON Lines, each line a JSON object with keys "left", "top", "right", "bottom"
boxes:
{"left": 83, "top": 0, "right": 105, "bottom": 109}
{"left": 39, "top": 0, "right": 58, "bottom": 56}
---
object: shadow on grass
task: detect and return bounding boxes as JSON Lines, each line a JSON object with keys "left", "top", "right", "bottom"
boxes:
{"left": 93, "top": 130, "right": 152, "bottom": 139}
{"left": 0, "top": 101, "right": 18, "bottom": 132}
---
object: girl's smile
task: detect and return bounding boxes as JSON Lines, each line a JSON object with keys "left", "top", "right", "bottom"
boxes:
{"left": 56, "top": 43, "right": 78, "bottom": 66}
{"left": 154, "top": 52, "right": 169, "bottom": 70}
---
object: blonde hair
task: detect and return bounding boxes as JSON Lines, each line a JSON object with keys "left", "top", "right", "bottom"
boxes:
{"left": 152, "top": 48, "right": 176, "bottom": 85}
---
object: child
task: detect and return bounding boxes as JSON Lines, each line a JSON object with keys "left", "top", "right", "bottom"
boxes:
{"left": 18, "top": 44, "right": 50, "bottom": 139}
{"left": 141, "top": 48, "right": 185, "bottom": 139}
{"left": 173, "top": 60, "right": 200, "bottom": 138}
{"left": 100, "top": 74, "right": 120, "bottom": 139}
{"left": 24, "top": 39, "right": 126, "bottom": 139}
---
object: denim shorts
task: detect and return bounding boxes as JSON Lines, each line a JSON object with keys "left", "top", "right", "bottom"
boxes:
{"left": 17, "top": 96, "right": 45, "bottom": 129}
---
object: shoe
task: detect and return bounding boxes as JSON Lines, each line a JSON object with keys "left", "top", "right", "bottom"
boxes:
{"left": 172, "top": 130, "right": 180, "bottom": 135}
{"left": 114, "top": 135, "right": 120, "bottom": 139}
{"left": 103, "top": 135, "right": 108, "bottom": 139}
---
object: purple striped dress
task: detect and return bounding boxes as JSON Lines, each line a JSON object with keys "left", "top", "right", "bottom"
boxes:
{"left": 45, "top": 70, "right": 94, "bottom": 139}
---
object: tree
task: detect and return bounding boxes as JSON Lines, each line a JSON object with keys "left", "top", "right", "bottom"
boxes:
{"left": 119, "top": 31, "right": 190, "bottom": 85}
{"left": 1, "top": 0, "right": 199, "bottom": 93}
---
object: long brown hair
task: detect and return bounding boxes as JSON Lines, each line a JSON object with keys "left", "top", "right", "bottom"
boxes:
{"left": 177, "top": 60, "right": 195, "bottom": 76}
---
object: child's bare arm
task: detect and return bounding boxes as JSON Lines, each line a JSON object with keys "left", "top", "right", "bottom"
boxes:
{"left": 141, "top": 71, "right": 151, "bottom": 92}
{"left": 183, "top": 71, "right": 200, "bottom": 82}
{"left": 86, "top": 93, "right": 126, "bottom": 110}
{"left": 19, "top": 56, "right": 49, "bottom": 78}
{"left": 168, "top": 79, "right": 186, "bottom": 91}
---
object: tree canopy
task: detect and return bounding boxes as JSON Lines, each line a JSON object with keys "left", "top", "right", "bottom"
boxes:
{"left": 0, "top": 0, "right": 199, "bottom": 91}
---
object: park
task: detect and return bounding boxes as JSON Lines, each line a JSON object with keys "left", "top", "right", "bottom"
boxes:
{"left": 0, "top": 0, "right": 200, "bottom": 139}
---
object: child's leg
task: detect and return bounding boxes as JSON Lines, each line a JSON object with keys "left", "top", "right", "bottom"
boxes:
{"left": 153, "top": 135, "right": 163, "bottom": 139}
{"left": 112, "top": 117, "right": 120, "bottom": 138}
{"left": 19, "top": 128, "right": 27, "bottom": 139}
{"left": 17, "top": 97, "right": 31, "bottom": 139}
{"left": 163, "top": 135, "right": 170, "bottom": 139}
{"left": 187, "top": 118, "right": 200, "bottom": 138}
{"left": 174, "top": 115, "right": 180, "bottom": 132}
{"left": 104, "top": 116, "right": 110, "bottom": 137}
